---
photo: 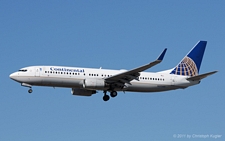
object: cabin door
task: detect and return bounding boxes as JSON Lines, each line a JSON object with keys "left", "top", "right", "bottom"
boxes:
{"left": 35, "top": 67, "right": 41, "bottom": 77}
{"left": 171, "top": 76, "right": 177, "bottom": 85}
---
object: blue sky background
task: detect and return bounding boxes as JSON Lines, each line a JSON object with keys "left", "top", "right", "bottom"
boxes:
{"left": 1, "top": 1, "right": 224, "bottom": 140}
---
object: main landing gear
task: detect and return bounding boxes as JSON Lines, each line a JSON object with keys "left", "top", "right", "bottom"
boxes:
{"left": 103, "top": 91, "right": 118, "bottom": 101}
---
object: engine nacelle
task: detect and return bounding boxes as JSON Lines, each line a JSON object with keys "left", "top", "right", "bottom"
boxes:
{"left": 83, "top": 78, "right": 106, "bottom": 90}
{"left": 71, "top": 88, "right": 96, "bottom": 96}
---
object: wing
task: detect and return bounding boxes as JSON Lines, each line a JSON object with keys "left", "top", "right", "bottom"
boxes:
{"left": 186, "top": 71, "right": 218, "bottom": 81}
{"left": 105, "top": 48, "right": 167, "bottom": 86}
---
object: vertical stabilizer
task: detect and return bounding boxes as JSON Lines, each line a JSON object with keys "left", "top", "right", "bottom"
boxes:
{"left": 170, "top": 41, "right": 207, "bottom": 76}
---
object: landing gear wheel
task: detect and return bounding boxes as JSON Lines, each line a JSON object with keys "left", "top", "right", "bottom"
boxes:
{"left": 110, "top": 91, "right": 117, "bottom": 98}
{"left": 103, "top": 95, "right": 110, "bottom": 101}
{"left": 28, "top": 89, "right": 33, "bottom": 93}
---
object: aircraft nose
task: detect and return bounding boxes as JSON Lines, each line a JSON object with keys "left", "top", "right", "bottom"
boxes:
{"left": 9, "top": 72, "right": 18, "bottom": 80}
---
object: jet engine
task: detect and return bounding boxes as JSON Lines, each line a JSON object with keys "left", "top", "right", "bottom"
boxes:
{"left": 83, "top": 78, "right": 106, "bottom": 90}
{"left": 71, "top": 88, "right": 96, "bottom": 96}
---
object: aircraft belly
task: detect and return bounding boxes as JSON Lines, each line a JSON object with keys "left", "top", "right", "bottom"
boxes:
{"left": 127, "top": 83, "right": 158, "bottom": 92}
{"left": 126, "top": 82, "right": 178, "bottom": 92}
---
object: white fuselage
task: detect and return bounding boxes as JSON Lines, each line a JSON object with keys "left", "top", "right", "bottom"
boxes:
{"left": 9, "top": 41, "right": 216, "bottom": 101}
{"left": 10, "top": 66, "right": 199, "bottom": 93}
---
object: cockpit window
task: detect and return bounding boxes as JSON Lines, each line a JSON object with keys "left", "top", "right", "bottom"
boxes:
{"left": 18, "top": 69, "right": 27, "bottom": 72}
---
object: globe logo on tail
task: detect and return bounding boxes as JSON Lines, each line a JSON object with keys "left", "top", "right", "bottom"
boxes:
{"left": 171, "top": 56, "right": 198, "bottom": 76}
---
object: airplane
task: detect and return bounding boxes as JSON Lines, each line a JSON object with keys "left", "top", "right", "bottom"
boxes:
{"left": 9, "top": 41, "right": 217, "bottom": 101}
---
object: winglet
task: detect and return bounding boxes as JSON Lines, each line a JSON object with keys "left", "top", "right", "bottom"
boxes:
{"left": 157, "top": 48, "right": 167, "bottom": 61}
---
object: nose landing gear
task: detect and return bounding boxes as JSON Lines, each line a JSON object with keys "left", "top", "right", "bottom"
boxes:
{"left": 28, "top": 88, "right": 33, "bottom": 93}
{"left": 21, "top": 83, "right": 33, "bottom": 94}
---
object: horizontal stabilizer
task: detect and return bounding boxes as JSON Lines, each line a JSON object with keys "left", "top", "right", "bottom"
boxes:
{"left": 187, "top": 71, "right": 218, "bottom": 81}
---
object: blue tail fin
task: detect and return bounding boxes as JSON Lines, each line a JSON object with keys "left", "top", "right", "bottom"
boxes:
{"left": 170, "top": 41, "right": 207, "bottom": 76}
